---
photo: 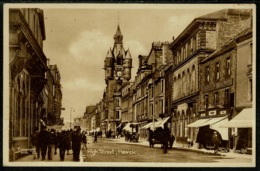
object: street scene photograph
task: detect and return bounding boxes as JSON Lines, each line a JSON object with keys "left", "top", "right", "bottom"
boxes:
{"left": 3, "top": 3, "right": 256, "bottom": 167}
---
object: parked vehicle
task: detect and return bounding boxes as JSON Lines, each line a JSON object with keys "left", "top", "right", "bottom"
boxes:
{"left": 149, "top": 127, "right": 175, "bottom": 149}
{"left": 125, "top": 132, "right": 139, "bottom": 142}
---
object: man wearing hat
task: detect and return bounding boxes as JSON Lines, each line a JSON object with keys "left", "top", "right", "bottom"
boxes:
{"left": 212, "top": 131, "right": 221, "bottom": 153}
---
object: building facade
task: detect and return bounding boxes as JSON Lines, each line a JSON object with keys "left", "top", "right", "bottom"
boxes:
{"left": 198, "top": 35, "right": 237, "bottom": 149}
{"left": 84, "top": 105, "right": 97, "bottom": 131}
{"left": 133, "top": 55, "right": 152, "bottom": 140}
{"left": 121, "top": 82, "right": 134, "bottom": 122}
{"left": 170, "top": 9, "right": 252, "bottom": 144}
{"left": 9, "top": 8, "right": 48, "bottom": 160}
{"left": 103, "top": 25, "right": 132, "bottom": 134}
{"left": 48, "top": 64, "right": 63, "bottom": 125}
{"left": 232, "top": 28, "right": 253, "bottom": 152}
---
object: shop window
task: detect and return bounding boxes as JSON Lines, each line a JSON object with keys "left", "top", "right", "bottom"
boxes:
{"left": 116, "top": 110, "right": 120, "bottom": 119}
{"left": 225, "top": 89, "right": 230, "bottom": 105}
{"left": 214, "top": 92, "right": 219, "bottom": 106}
{"left": 204, "top": 94, "right": 209, "bottom": 109}
{"left": 206, "top": 66, "right": 210, "bottom": 83}
{"left": 161, "top": 79, "right": 163, "bottom": 93}
{"left": 215, "top": 62, "right": 220, "bottom": 80}
{"left": 226, "top": 57, "right": 231, "bottom": 77}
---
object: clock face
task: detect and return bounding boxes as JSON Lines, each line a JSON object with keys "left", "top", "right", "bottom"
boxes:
{"left": 117, "top": 71, "right": 122, "bottom": 77}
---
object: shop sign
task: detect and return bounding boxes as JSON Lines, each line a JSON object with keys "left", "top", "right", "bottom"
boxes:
{"left": 220, "top": 110, "right": 226, "bottom": 115}
{"left": 209, "top": 110, "right": 216, "bottom": 116}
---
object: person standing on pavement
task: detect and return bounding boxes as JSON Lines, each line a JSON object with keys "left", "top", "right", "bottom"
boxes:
{"left": 31, "top": 127, "right": 40, "bottom": 159}
{"left": 212, "top": 131, "right": 221, "bottom": 153}
{"left": 67, "top": 129, "right": 72, "bottom": 155}
{"left": 58, "top": 130, "right": 67, "bottom": 161}
{"left": 54, "top": 130, "right": 59, "bottom": 155}
{"left": 81, "top": 132, "right": 87, "bottom": 150}
{"left": 72, "top": 127, "right": 82, "bottom": 161}
{"left": 162, "top": 127, "right": 170, "bottom": 154}
{"left": 38, "top": 125, "right": 49, "bottom": 160}
{"left": 47, "top": 129, "right": 56, "bottom": 160}
{"left": 93, "top": 131, "right": 98, "bottom": 143}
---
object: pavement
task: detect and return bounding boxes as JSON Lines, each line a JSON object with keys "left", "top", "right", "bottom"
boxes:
{"left": 15, "top": 136, "right": 252, "bottom": 162}
{"left": 15, "top": 149, "right": 84, "bottom": 162}
{"left": 108, "top": 136, "right": 253, "bottom": 160}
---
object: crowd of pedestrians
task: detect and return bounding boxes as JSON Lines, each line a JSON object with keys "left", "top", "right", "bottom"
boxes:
{"left": 31, "top": 125, "right": 88, "bottom": 162}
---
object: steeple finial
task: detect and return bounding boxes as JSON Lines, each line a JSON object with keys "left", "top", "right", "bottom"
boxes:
{"left": 114, "top": 25, "right": 123, "bottom": 44}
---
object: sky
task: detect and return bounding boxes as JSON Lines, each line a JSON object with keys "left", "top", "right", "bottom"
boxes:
{"left": 41, "top": 4, "right": 231, "bottom": 122}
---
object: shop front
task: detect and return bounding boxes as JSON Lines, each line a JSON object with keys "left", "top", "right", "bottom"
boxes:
{"left": 220, "top": 108, "right": 253, "bottom": 154}
{"left": 186, "top": 116, "right": 229, "bottom": 150}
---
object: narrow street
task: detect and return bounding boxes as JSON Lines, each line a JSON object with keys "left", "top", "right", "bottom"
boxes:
{"left": 15, "top": 135, "right": 252, "bottom": 165}
{"left": 83, "top": 136, "right": 253, "bottom": 163}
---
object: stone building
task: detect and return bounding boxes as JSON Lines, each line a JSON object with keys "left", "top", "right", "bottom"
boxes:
{"left": 48, "top": 64, "right": 62, "bottom": 125}
{"left": 170, "top": 9, "right": 252, "bottom": 144}
{"left": 133, "top": 55, "right": 152, "bottom": 140}
{"left": 217, "top": 28, "right": 253, "bottom": 153}
{"left": 121, "top": 82, "right": 134, "bottom": 129}
{"left": 95, "top": 101, "right": 102, "bottom": 131}
{"left": 232, "top": 28, "right": 253, "bottom": 152}
{"left": 84, "top": 105, "right": 97, "bottom": 131}
{"left": 196, "top": 27, "right": 253, "bottom": 151}
{"left": 103, "top": 25, "right": 132, "bottom": 134}
{"left": 9, "top": 8, "right": 48, "bottom": 160}
{"left": 137, "top": 42, "right": 171, "bottom": 140}
{"left": 197, "top": 32, "right": 238, "bottom": 149}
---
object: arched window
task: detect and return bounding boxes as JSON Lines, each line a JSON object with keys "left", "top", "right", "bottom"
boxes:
{"left": 182, "top": 71, "right": 186, "bottom": 96}
{"left": 177, "top": 111, "right": 180, "bottom": 137}
{"left": 16, "top": 77, "right": 21, "bottom": 137}
{"left": 191, "top": 65, "right": 196, "bottom": 92}
{"left": 117, "top": 54, "right": 123, "bottom": 65}
{"left": 187, "top": 68, "right": 190, "bottom": 94}
{"left": 22, "top": 81, "right": 26, "bottom": 136}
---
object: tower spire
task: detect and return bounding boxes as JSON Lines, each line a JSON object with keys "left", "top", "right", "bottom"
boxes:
{"left": 114, "top": 25, "right": 123, "bottom": 44}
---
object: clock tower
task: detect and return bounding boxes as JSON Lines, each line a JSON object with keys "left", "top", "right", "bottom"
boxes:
{"left": 103, "top": 25, "right": 132, "bottom": 134}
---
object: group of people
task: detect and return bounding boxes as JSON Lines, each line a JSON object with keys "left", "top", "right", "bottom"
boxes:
{"left": 31, "top": 126, "right": 88, "bottom": 161}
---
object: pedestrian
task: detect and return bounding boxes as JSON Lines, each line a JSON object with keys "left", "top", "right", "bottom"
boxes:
{"left": 31, "top": 127, "right": 40, "bottom": 160}
{"left": 212, "top": 131, "right": 221, "bottom": 153}
{"left": 66, "top": 129, "right": 72, "bottom": 155}
{"left": 108, "top": 129, "right": 112, "bottom": 138}
{"left": 72, "top": 127, "right": 82, "bottom": 161}
{"left": 149, "top": 129, "right": 154, "bottom": 147}
{"left": 162, "top": 127, "right": 170, "bottom": 154}
{"left": 81, "top": 132, "right": 87, "bottom": 150}
{"left": 93, "top": 131, "right": 98, "bottom": 143}
{"left": 58, "top": 130, "right": 67, "bottom": 161}
{"left": 54, "top": 130, "right": 59, "bottom": 155}
{"left": 47, "top": 129, "right": 56, "bottom": 160}
{"left": 38, "top": 125, "right": 49, "bottom": 160}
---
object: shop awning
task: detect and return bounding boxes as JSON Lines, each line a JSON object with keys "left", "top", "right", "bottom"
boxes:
{"left": 116, "top": 124, "right": 122, "bottom": 129}
{"left": 122, "top": 123, "right": 131, "bottom": 131}
{"left": 154, "top": 117, "right": 171, "bottom": 129}
{"left": 96, "top": 127, "right": 101, "bottom": 132}
{"left": 199, "top": 116, "right": 227, "bottom": 127}
{"left": 140, "top": 122, "right": 153, "bottom": 129}
{"left": 122, "top": 122, "right": 139, "bottom": 131}
{"left": 210, "top": 118, "right": 229, "bottom": 140}
{"left": 220, "top": 108, "right": 253, "bottom": 128}
{"left": 186, "top": 118, "right": 211, "bottom": 127}
{"left": 140, "top": 117, "right": 170, "bottom": 130}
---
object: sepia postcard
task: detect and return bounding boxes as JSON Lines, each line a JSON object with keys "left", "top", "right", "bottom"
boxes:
{"left": 3, "top": 3, "right": 256, "bottom": 167}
